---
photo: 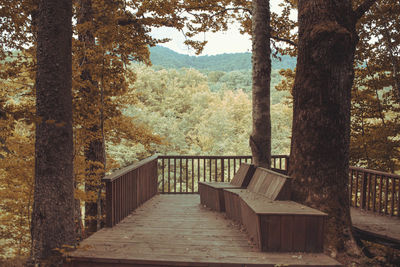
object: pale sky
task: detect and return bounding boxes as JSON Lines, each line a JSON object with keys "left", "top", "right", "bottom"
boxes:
{"left": 150, "top": 1, "right": 295, "bottom": 56}
{"left": 151, "top": 25, "right": 252, "bottom": 56}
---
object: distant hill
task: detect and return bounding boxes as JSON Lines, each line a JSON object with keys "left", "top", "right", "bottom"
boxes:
{"left": 149, "top": 46, "right": 296, "bottom": 71}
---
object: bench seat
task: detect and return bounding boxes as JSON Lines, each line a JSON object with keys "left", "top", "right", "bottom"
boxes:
{"left": 223, "top": 168, "right": 327, "bottom": 253}
{"left": 199, "top": 163, "right": 255, "bottom": 212}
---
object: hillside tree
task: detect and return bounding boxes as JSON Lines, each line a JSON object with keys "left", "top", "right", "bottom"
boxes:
{"left": 350, "top": 0, "right": 400, "bottom": 173}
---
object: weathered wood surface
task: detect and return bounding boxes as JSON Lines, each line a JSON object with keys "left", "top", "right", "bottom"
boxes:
{"left": 351, "top": 207, "right": 400, "bottom": 249}
{"left": 67, "top": 195, "right": 340, "bottom": 267}
{"left": 246, "top": 167, "right": 292, "bottom": 201}
{"left": 225, "top": 189, "right": 326, "bottom": 215}
{"left": 224, "top": 189, "right": 326, "bottom": 253}
{"left": 229, "top": 163, "right": 256, "bottom": 186}
{"left": 199, "top": 163, "right": 255, "bottom": 212}
{"left": 103, "top": 156, "right": 158, "bottom": 227}
{"left": 223, "top": 168, "right": 326, "bottom": 253}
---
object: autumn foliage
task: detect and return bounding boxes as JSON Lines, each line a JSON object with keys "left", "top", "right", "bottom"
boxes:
{"left": 0, "top": 0, "right": 399, "bottom": 264}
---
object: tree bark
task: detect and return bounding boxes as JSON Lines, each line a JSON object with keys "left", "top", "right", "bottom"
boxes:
{"left": 77, "top": 0, "right": 106, "bottom": 235}
{"left": 31, "top": 0, "right": 74, "bottom": 262}
{"left": 290, "top": 0, "right": 360, "bottom": 259}
{"left": 84, "top": 125, "right": 106, "bottom": 234}
{"left": 250, "top": 0, "right": 271, "bottom": 168}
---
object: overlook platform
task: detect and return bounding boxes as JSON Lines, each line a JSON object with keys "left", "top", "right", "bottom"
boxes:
{"left": 67, "top": 195, "right": 341, "bottom": 267}
{"left": 66, "top": 155, "right": 400, "bottom": 266}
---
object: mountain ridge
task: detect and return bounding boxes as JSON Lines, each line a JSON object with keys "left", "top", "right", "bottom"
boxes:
{"left": 149, "top": 46, "right": 296, "bottom": 71}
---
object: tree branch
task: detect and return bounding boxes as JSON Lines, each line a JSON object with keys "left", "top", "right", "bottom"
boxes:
{"left": 271, "top": 35, "right": 297, "bottom": 47}
{"left": 354, "top": 0, "right": 378, "bottom": 21}
{"left": 118, "top": 17, "right": 176, "bottom": 27}
{"left": 117, "top": 18, "right": 137, "bottom": 26}
{"left": 184, "top": 5, "right": 252, "bottom": 15}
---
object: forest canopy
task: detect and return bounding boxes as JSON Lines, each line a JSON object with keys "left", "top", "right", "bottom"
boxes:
{"left": 0, "top": 0, "right": 399, "bottom": 264}
{"left": 0, "top": 46, "right": 292, "bottom": 258}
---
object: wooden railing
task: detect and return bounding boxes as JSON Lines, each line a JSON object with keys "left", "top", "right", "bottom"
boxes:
{"left": 349, "top": 166, "right": 399, "bottom": 217}
{"left": 102, "top": 154, "right": 399, "bottom": 228}
{"left": 157, "top": 155, "right": 289, "bottom": 193}
{"left": 102, "top": 155, "right": 158, "bottom": 227}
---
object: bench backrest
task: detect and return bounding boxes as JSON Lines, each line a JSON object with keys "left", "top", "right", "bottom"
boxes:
{"left": 230, "top": 163, "right": 256, "bottom": 187}
{"left": 247, "top": 167, "right": 292, "bottom": 200}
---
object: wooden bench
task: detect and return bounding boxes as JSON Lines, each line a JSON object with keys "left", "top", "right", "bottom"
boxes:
{"left": 224, "top": 167, "right": 327, "bottom": 253}
{"left": 199, "top": 163, "right": 256, "bottom": 212}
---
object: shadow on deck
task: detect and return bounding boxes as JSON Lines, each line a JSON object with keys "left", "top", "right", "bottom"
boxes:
{"left": 66, "top": 195, "right": 340, "bottom": 267}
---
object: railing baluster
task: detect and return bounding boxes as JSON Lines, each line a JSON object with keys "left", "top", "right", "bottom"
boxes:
{"left": 355, "top": 171, "right": 359, "bottom": 207}
{"left": 192, "top": 158, "right": 194, "bottom": 193}
{"left": 197, "top": 158, "right": 200, "bottom": 192}
{"left": 123, "top": 175, "right": 126, "bottom": 218}
{"left": 221, "top": 158, "right": 225, "bottom": 182}
{"left": 203, "top": 158, "right": 206, "bottom": 182}
{"left": 385, "top": 176, "right": 389, "bottom": 215}
{"left": 161, "top": 158, "right": 165, "bottom": 193}
{"left": 349, "top": 169, "right": 354, "bottom": 207}
{"left": 396, "top": 179, "right": 400, "bottom": 217}
{"left": 113, "top": 180, "right": 116, "bottom": 225}
{"left": 180, "top": 158, "right": 182, "bottom": 193}
{"left": 186, "top": 158, "right": 189, "bottom": 193}
{"left": 228, "top": 158, "right": 231, "bottom": 182}
{"left": 174, "top": 158, "right": 176, "bottom": 193}
{"left": 168, "top": 158, "right": 170, "bottom": 194}
{"left": 372, "top": 174, "right": 377, "bottom": 212}
{"left": 391, "top": 177, "right": 395, "bottom": 216}
{"left": 378, "top": 175, "right": 383, "bottom": 214}
{"left": 367, "top": 172, "right": 371, "bottom": 210}
{"left": 215, "top": 159, "right": 218, "bottom": 182}
{"left": 209, "top": 159, "right": 212, "bottom": 182}
{"left": 118, "top": 178, "right": 122, "bottom": 223}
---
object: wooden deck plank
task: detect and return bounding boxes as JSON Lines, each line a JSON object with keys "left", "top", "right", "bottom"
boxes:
{"left": 67, "top": 195, "right": 340, "bottom": 267}
{"left": 351, "top": 207, "right": 400, "bottom": 249}
{"left": 224, "top": 189, "right": 326, "bottom": 216}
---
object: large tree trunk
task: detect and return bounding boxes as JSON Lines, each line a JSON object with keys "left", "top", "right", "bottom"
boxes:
{"left": 77, "top": 0, "right": 106, "bottom": 235}
{"left": 250, "top": 0, "right": 271, "bottom": 168}
{"left": 31, "top": 0, "right": 75, "bottom": 262}
{"left": 289, "top": 0, "right": 359, "bottom": 259}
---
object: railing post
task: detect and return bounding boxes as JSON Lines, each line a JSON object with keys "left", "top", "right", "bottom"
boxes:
{"left": 360, "top": 172, "right": 368, "bottom": 210}
{"left": 105, "top": 180, "right": 114, "bottom": 227}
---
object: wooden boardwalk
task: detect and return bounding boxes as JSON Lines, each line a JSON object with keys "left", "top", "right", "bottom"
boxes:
{"left": 351, "top": 208, "right": 400, "bottom": 249}
{"left": 67, "top": 195, "right": 340, "bottom": 267}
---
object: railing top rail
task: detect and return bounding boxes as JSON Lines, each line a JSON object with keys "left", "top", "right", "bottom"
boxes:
{"left": 158, "top": 155, "right": 252, "bottom": 159}
{"left": 158, "top": 155, "right": 288, "bottom": 159}
{"left": 102, "top": 155, "right": 158, "bottom": 182}
{"left": 271, "top": 155, "right": 290, "bottom": 158}
{"left": 350, "top": 166, "right": 400, "bottom": 180}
